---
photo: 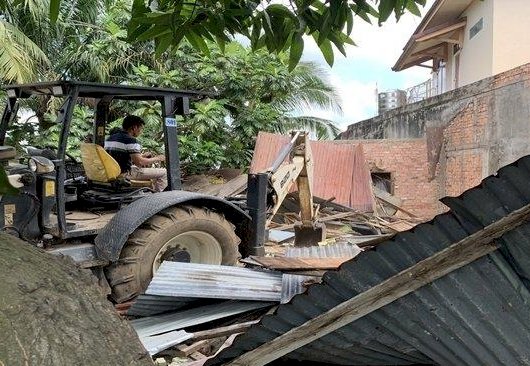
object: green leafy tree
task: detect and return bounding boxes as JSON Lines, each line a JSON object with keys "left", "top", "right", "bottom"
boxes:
{"left": 128, "top": 41, "right": 342, "bottom": 171}
{"left": 1, "top": 0, "right": 158, "bottom": 134}
{"left": 124, "top": 0, "right": 426, "bottom": 69}
{"left": 0, "top": 0, "right": 108, "bottom": 83}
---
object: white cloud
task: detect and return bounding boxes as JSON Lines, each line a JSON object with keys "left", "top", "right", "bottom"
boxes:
{"left": 307, "top": 77, "right": 377, "bottom": 130}
{"left": 301, "top": 0, "right": 436, "bottom": 129}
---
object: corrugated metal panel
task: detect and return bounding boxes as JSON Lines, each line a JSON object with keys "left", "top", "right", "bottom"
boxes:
{"left": 268, "top": 229, "right": 295, "bottom": 243}
{"left": 312, "top": 141, "right": 375, "bottom": 212}
{"left": 127, "top": 294, "right": 195, "bottom": 317}
{"left": 280, "top": 274, "right": 319, "bottom": 304}
{"left": 285, "top": 242, "right": 362, "bottom": 258}
{"left": 249, "top": 132, "right": 290, "bottom": 173}
{"left": 146, "top": 262, "right": 283, "bottom": 302}
{"left": 280, "top": 243, "right": 362, "bottom": 305}
{"left": 132, "top": 301, "right": 273, "bottom": 337}
{"left": 140, "top": 330, "right": 193, "bottom": 355}
{"left": 209, "top": 155, "right": 530, "bottom": 366}
{"left": 249, "top": 132, "right": 375, "bottom": 211}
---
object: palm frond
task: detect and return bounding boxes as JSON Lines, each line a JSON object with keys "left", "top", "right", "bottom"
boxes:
{"left": 275, "top": 61, "right": 343, "bottom": 114}
{"left": 0, "top": 20, "right": 49, "bottom": 83}
{"left": 21, "top": 0, "right": 49, "bottom": 22}
{"left": 276, "top": 116, "right": 341, "bottom": 140}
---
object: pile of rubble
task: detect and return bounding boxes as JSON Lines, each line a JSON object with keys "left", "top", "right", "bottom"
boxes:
{"left": 129, "top": 132, "right": 422, "bottom": 364}
{"left": 122, "top": 240, "right": 362, "bottom": 364}
{"left": 119, "top": 190, "right": 420, "bottom": 364}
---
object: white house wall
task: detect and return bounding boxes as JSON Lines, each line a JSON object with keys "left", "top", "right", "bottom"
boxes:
{"left": 458, "top": 0, "right": 494, "bottom": 87}
{"left": 492, "top": 0, "right": 530, "bottom": 75}
{"left": 445, "top": 40, "right": 455, "bottom": 91}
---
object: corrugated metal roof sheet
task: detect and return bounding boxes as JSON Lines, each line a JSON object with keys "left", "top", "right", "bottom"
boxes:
{"left": 280, "top": 274, "right": 317, "bottom": 305}
{"left": 127, "top": 294, "right": 195, "bottom": 317}
{"left": 146, "top": 262, "right": 283, "bottom": 302}
{"left": 209, "top": 155, "right": 530, "bottom": 366}
{"left": 280, "top": 243, "right": 363, "bottom": 305}
{"left": 140, "top": 330, "right": 193, "bottom": 355}
{"left": 132, "top": 301, "right": 273, "bottom": 338}
{"left": 285, "top": 242, "right": 362, "bottom": 258}
{"left": 249, "top": 132, "right": 375, "bottom": 211}
{"left": 249, "top": 132, "right": 290, "bottom": 173}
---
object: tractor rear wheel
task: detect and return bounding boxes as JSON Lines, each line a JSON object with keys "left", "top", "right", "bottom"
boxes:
{"left": 105, "top": 205, "right": 241, "bottom": 303}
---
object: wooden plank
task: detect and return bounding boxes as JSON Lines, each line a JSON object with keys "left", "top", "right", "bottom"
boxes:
{"left": 380, "top": 220, "right": 417, "bottom": 233}
{"left": 250, "top": 256, "right": 352, "bottom": 270}
{"left": 218, "top": 174, "right": 248, "bottom": 197}
{"left": 374, "top": 190, "right": 418, "bottom": 218}
{"left": 314, "top": 196, "right": 357, "bottom": 212}
{"left": 198, "top": 174, "right": 248, "bottom": 198}
{"left": 191, "top": 320, "right": 260, "bottom": 341}
{"left": 226, "top": 203, "right": 530, "bottom": 366}
{"left": 175, "top": 339, "right": 214, "bottom": 357}
{"left": 413, "top": 18, "right": 467, "bottom": 43}
{"left": 271, "top": 211, "right": 357, "bottom": 231}
{"left": 188, "top": 351, "right": 207, "bottom": 360}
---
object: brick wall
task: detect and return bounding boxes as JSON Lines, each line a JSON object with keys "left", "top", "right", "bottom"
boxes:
{"left": 347, "top": 139, "right": 442, "bottom": 219}
{"left": 341, "top": 63, "right": 530, "bottom": 220}
{"left": 436, "top": 99, "right": 488, "bottom": 198}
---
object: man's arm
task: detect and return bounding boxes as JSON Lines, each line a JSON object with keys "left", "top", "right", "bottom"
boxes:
{"left": 131, "top": 153, "right": 165, "bottom": 167}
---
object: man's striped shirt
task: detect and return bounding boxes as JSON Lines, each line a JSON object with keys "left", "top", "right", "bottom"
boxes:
{"left": 104, "top": 129, "right": 141, "bottom": 173}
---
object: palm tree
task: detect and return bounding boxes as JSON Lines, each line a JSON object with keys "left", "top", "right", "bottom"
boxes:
{"left": 1, "top": 0, "right": 157, "bottom": 133}
{"left": 272, "top": 61, "right": 342, "bottom": 139}
{"left": 0, "top": 3, "right": 49, "bottom": 83}
{"left": 173, "top": 42, "right": 342, "bottom": 141}
{"left": 0, "top": 0, "right": 153, "bottom": 84}
{"left": 61, "top": 0, "right": 155, "bottom": 83}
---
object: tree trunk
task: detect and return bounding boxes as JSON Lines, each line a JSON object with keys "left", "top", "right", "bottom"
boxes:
{"left": 0, "top": 233, "right": 153, "bottom": 366}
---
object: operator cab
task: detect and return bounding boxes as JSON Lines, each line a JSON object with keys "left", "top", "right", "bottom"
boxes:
{"left": 0, "top": 81, "right": 201, "bottom": 241}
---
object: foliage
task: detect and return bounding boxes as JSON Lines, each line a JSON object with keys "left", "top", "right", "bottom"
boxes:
{"left": 124, "top": 0, "right": 427, "bottom": 69}
{"left": 1, "top": 0, "right": 101, "bottom": 83}
{"left": 1, "top": 1, "right": 346, "bottom": 175}
{"left": 0, "top": 20, "right": 49, "bottom": 83}
{"left": 4, "top": 103, "right": 93, "bottom": 158}
{"left": 178, "top": 135, "right": 227, "bottom": 175}
{"left": 127, "top": 41, "right": 342, "bottom": 170}
{"left": 60, "top": 0, "right": 155, "bottom": 83}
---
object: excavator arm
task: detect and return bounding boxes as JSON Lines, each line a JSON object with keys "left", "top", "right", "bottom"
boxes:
{"left": 246, "top": 132, "right": 325, "bottom": 256}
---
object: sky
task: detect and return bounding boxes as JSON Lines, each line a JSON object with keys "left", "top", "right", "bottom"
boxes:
{"left": 301, "top": 0, "right": 436, "bottom": 130}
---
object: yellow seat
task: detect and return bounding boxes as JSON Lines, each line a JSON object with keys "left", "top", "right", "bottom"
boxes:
{"left": 80, "top": 143, "right": 151, "bottom": 187}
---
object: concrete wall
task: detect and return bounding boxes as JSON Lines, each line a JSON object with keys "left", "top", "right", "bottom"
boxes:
{"left": 341, "top": 63, "right": 530, "bottom": 219}
{"left": 492, "top": 0, "right": 530, "bottom": 76}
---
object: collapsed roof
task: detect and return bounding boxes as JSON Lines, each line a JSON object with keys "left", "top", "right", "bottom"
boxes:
{"left": 208, "top": 154, "right": 530, "bottom": 365}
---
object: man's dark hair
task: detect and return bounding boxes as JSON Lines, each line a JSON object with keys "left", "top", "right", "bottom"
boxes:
{"left": 122, "top": 115, "right": 145, "bottom": 131}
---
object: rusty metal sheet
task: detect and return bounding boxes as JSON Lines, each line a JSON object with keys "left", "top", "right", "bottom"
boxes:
{"left": 249, "top": 132, "right": 290, "bottom": 173}
{"left": 249, "top": 132, "right": 375, "bottom": 211}
{"left": 350, "top": 144, "right": 376, "bottom": 212}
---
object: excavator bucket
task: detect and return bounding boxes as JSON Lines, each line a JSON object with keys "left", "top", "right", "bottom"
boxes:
{"left": 294, "top": 221, "right": 326, "bottom": 247}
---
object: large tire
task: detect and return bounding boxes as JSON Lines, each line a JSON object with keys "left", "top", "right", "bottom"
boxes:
{"left": 105, "top": 205, "right": 241, "bottom": 303}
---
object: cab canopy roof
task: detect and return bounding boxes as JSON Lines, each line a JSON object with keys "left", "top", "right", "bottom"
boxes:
{"left": 1, "top": 81, "right": 204, "bottom": 100}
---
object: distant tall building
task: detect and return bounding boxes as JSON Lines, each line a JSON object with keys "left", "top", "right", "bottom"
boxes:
{"left": 377, "top": 89, "right": 407, "bottom": 114}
